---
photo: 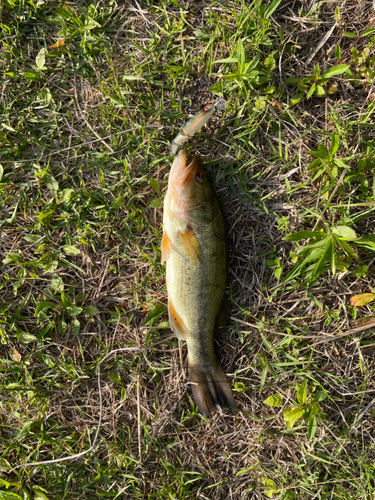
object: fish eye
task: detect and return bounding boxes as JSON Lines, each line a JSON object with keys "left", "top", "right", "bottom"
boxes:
{"left": 195, "top": 172, "right": 203, "bottom": 182}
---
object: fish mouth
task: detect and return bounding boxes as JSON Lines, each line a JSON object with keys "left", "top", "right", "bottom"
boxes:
{"left": 180, "top": 156, "right": 199, "bottom": 186}
{"left": 170, "top": 150, "right": 201, "bottom": 187}
{"left": 176, "top": 150, "right": 198, "bottom": 168}
{"left": 185, "top": 156, "right": 199, "bottom": 170}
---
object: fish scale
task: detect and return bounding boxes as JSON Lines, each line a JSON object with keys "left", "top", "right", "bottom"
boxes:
{"left": 162, "top": 150, "right": 235, "bottom": 415}
{"left": 167, "top": 217, "right": 226, "bottom": 361}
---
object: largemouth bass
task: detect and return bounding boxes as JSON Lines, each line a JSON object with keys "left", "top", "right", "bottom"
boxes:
{"left": 162, "top": 150, "right": 235, "bottom": 415}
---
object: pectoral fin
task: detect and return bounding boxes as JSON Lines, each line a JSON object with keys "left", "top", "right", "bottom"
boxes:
{"left": 168, "top": 297, "right": 190, "bottom": 341}
{"left": 161, "top": 231, "right": 172, "bottom": 264}
{"left": 179, "top": 227, "right": 201, "bottom": 264}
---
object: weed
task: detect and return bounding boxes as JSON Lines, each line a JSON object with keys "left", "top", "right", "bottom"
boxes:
{"left": 1, "top": 1, "right": 375, "bottom": 499}
{"left": 285, "top": 63, "right": 351, "bottom": 104}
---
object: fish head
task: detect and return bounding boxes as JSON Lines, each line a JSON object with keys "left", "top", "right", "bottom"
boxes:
{"left": 167, "top": 150, "right": 215, "bottom": 217}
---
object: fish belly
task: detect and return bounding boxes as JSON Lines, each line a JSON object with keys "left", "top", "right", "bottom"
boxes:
{"left": 166, "top": 216, "right": 226, "bottom": 361}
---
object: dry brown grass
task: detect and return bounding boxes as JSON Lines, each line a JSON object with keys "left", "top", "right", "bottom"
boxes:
{"left": 1, "top": 1, "right": 375, "bottom": 498}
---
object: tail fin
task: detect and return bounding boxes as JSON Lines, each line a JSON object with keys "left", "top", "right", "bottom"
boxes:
{"left": 189, "top": 358, "right": 235, "bottom": 416}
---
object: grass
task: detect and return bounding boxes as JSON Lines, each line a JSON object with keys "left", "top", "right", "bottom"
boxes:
{"left": 1, "top": 0, "right": 375, "bottom": 498}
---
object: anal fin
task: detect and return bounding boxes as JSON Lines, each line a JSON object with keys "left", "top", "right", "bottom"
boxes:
{"left": 168, "top": 297, "right": 190, "bottom": 341}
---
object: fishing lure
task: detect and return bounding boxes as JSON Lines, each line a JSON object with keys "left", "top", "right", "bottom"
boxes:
{"left": 170, "top": 99, "right": 226, "bottom": 155}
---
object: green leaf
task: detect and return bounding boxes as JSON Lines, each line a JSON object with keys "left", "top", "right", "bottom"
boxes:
{"left": 264, "top": 0, "right": 283, "bottom": 18}
{"left": 260, "top": 477, "right": 280, "bottom": 498}
{"left": 213, "top": 57, "right": 238, "bottom": 64}
{"left": 333, "top": 158, "right": 349, "bottom": 169}
{"left": 0, "top": 479, "right": 13, "bottom": 488}
{"left": 285, "top": 77, "right": 304, "bottom": 84}
{"left": 306, "top": 83, "right": 316, "bottom": 99}
{"left": 66, "top": 306, "right": 82, "bottom": 316}
{"left": 60, "top": 292, "right": 71, "bottom": 307}
{"left": 315, "top": 85, "right": 326, "bottom": 96}
{"left": 71, "top": 318, "right": 80, "bottom": 335}
{"left": 289, "top": 92, "right": 305, "bottom": 106}
{"left": 283, "top": 248, "right": 324, "bottom": 282}
{"left": 23, "top": 235, "right": 41, "bottom": 243}
{"left": 330, "top": 133, "right": 340, "bottom": 156}
{"left": 264, "top": 394, "right": 283, "bottom": 407}
{"left": 43, "top": 174, "right": 58, "bottom": 193}
{"left": 310, "top": 238, "right": 333, "bottom": 281}
{"left": 150, "top": 178, "right": 160, "bottom": 192}
{"left": 41, "top": 88, "right": 52, "bottom": 106}
{"left": 37, "top": 207, "right": 56, "bottom": 225}
{"left": 264, "top": 55, "right": 276, "bottom": 73}
{"left": 60, "top": 188, "right": 74, "bottom": 202}
{"left": 36, "top": 48, "right": 47, "bottom": 70}
{"left": 3, "top": 252, "right": 23, "bottom": 264}
{"left": 57, "top": 319, "right": 68, "bottom": 335}
{"left": 84, "top": 16, "right": 101, "bottom": 30}
{"left": 123, "top": 75, "right": 144, "bottom": 81}
{"left": 335, "top": 44, "right": 341, "bottom": 59}
{"left": 1, "top": 123, "right": 15, "bottom": 132}
{"left": 313, "top": 390, "right": 327, "bottom": 402}
{"left": 144, "top": 303, "right": 167, "bottom": 326}
{"left": 332, "top": 226, "right": 357, "bottom": 241}
{"left": 335, "top": 237, "right": 357, "bottom": 258}
{"left": 235, "top": 463, "right": 259, "bottom": 476}
{"left": 237, "top": 38, "right": 245, "bottom": 71}
{"left": 234, "top": 382, "right": 249, "bottom": 392}
{"left": 33, "top": 487, "right": 50, "bottom": 500}
{"left": 0, "top": 164, "right": 3, "bottom": 181}
{"left": 307, "top": 414, "right": 317, "bottom": 441}
{"left": 17, "top": 331, "right": 37, "bottom": 343}
{"left": 260, "top": 365, "right": 268, "bottom": 388}
{"left": 356, "top": 237, "right": 375, "bottom": 251}
{"left": 274, "top": 267, "right": 282, "bottom": 279}
{"left": 108, "top": 371, "right": 122, "bottom": 384}
{"left": 331, "top": 244, "right": 336, "bottom": 276}
{"left": 322, "top": 64, "right": 350, "bottom": 78}
{"left": 84, "top": 306, "right": 99, "bottom": 316}
{"left": 317, "top": 144, "right": 330, "bottom": 160}
{"left": 299, "top": 236, "right": 332, "bottom": 253}
{"left": 283, "top": 230, "right": 326, "bottom": 242}
{"left": 0, "top": 458, "right": 11, "bottom": 472}
{"left": 283, "top": 407, "right": 305, "bottom": 430}
{"left": 0, "top": 492, "right": 23, "bottom": 500}
{"left": 297, "top": 380, "right": 307, "bottom": 404}
{"left": 309, "top": 402, "right": 321, "bottom": 418}
{"left": 62, "top": 245, "right": 81, "bottom": 255}
{"left": 35, "top": 301, "right": 55, "bottom": 317}
{"left": 5, "top": 202, "right": 18, "bottom": 224}
{"left": 24, "top": 71, "right": 40, "bottom": 81}
{"left": 148, "top": 198, "right": 163, "bottom": 209}
{"left": 362, "top": 28, "right": 375, "bottom": 36}
{"left": 50, "top": 275, "right": 64, "bottom": 293}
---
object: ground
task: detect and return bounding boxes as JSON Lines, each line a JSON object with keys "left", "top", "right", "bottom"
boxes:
{"left": 1, "top": 0, "right": 375, "bottom": 499}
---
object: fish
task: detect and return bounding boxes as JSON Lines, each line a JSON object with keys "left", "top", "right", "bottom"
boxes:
{"left": 169, "top": 100, "right": 225, "bottom": 156}
{"left": 162, "top": 149, "right": 235, "bottom": 415}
